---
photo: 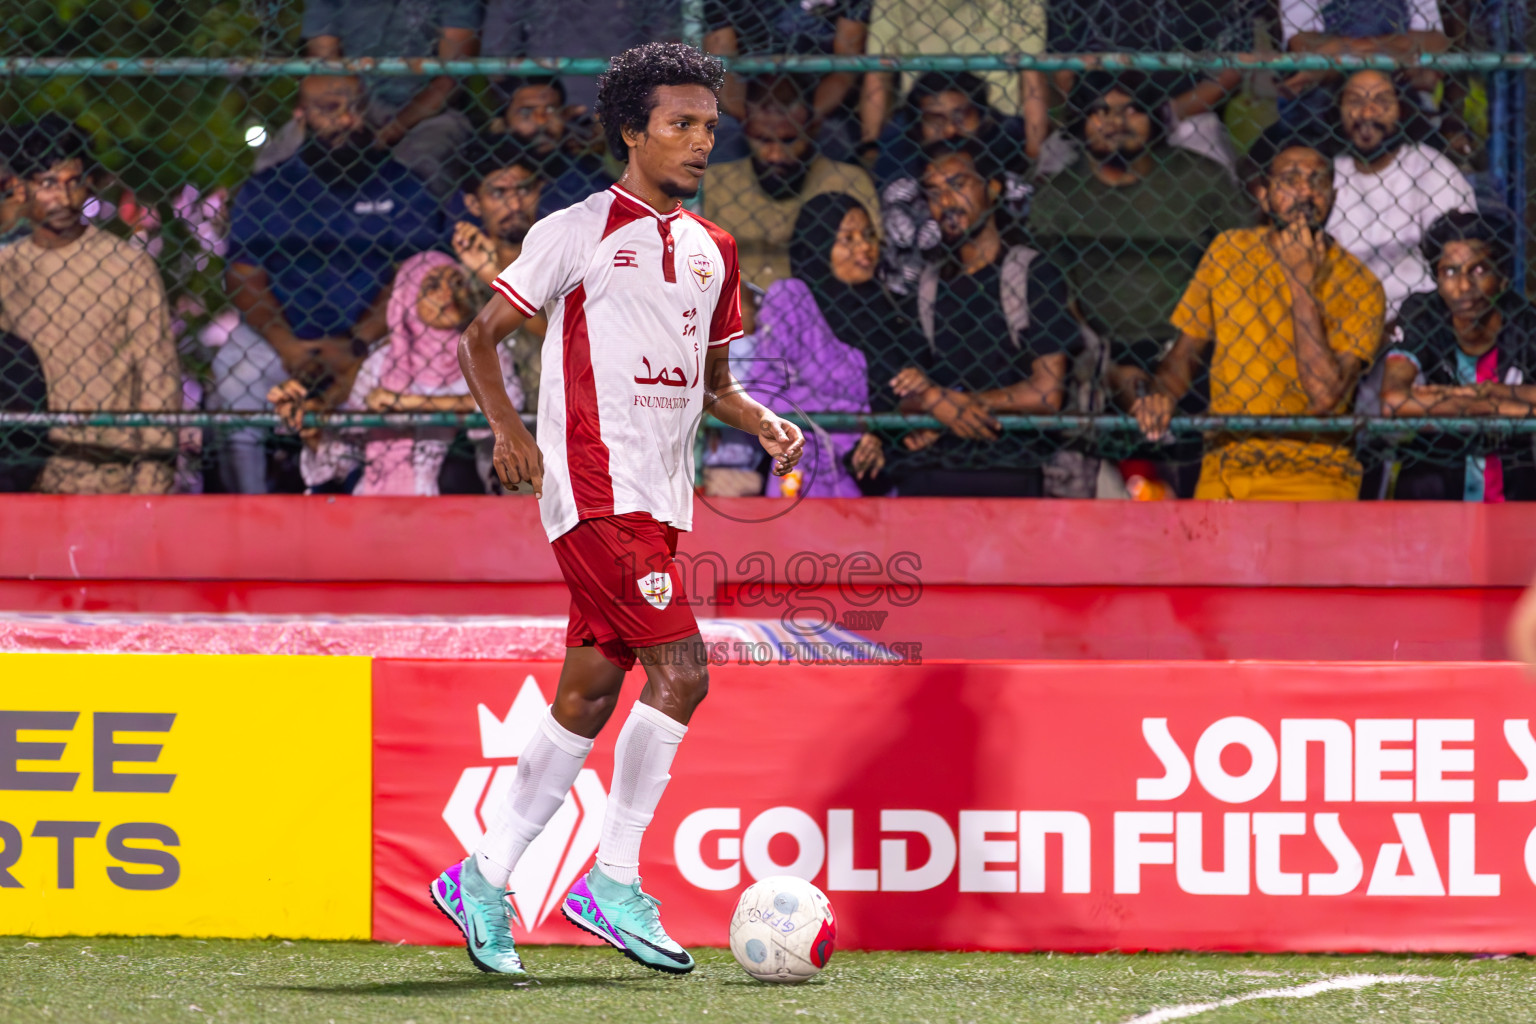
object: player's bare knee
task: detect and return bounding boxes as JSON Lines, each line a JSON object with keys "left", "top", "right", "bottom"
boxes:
{"left": 554, "top": 688, "right": 620, "bottom": 736}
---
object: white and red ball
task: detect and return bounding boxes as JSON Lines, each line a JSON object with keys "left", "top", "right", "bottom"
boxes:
{"left": 728, "top": 875, "right": 836, "bottom": 983}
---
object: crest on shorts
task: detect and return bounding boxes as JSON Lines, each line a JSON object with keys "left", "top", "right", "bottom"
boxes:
{"left": 687, "top": 253, "right": 713, "bottom": 292}
{"left": 637, "top": 570, "right": 674, "bottom": 611}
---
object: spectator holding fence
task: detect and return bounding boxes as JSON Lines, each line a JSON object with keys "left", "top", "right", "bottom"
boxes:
{"left": 1383, "top": 211, "right": 1536, "bottom": 501}
{"left": 1131, "top": 139, "right": 1385, "bottom": 500}
{"left": 268, "top": 251, "right": 523, "bottom": 495}
{"left": 218, "top": 75, "right": 441, "bottom": 494}
{"left": 0, "top": 116, "right": 180, "bottom": 494}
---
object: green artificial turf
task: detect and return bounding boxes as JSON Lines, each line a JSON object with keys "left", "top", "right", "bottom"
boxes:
{"left": 1, "top": 937, "right": 1531, "bottom": 1023}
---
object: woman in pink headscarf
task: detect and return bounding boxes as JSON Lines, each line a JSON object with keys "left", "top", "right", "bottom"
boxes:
{"left": 270, "top": 250, "right": 524, "bottom": 494}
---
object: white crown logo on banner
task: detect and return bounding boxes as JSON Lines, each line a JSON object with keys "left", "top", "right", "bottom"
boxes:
{"left": 441, "top": 674, "right": 608, "bottom": 926}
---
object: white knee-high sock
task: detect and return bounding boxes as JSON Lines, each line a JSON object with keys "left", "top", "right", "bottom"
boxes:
{"left": 596, "top": 701, "right": 688, "bottom": 885}
{"left": 474, "top": 706, "right": 593, "bottom": 889}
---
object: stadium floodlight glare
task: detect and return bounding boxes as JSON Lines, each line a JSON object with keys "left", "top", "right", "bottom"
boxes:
{"left": 243, "top": 124, "right": 266, "bottom": 148}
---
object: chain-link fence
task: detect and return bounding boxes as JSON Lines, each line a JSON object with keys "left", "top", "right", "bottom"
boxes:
{"left": 0, "top": 0, "right": 1530, "bottom": 499}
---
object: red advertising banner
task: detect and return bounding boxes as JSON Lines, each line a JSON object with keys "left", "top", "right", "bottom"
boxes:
{"left": 373, "top": 659, "right": 1536, "bottom": 952}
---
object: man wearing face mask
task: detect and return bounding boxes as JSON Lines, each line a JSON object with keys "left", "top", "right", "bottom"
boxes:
{"left": 1130, "top": 138, "right": 1386, "bottom": 500}
{"left": 216, "top": 75, "right": 442, "bottom": 494}
{"left": 1328, "top": 69, "right": 1476, "bottom": 320}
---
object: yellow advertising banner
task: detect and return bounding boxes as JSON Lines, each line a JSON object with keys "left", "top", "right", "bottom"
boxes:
{"left": 0, "top": 654, "right": 371, "bottom": 939}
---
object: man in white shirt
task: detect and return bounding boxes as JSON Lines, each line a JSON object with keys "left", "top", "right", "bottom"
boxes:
{"left": 1327, "top": 68, "right": 1475, "bottom": 319}
{"left": 1278, "top": 0, "right": 1448, "bottom": 101}
{"left": 430, "top": 41, "right": 804, "bottom": 980}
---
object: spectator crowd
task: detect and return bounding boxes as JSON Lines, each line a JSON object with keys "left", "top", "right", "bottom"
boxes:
{"left": 0, "top": 0, "right": 1529, "bottom": 502}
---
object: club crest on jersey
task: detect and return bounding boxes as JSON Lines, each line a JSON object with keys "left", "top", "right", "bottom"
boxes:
{"left": 637, "top": 571, "right": 674, "bottom": 611}
{"left": 687, "top": 253, "right": 714, "bottom": 292}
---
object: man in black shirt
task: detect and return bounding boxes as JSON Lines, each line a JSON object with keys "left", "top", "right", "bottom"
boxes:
{"left": 890, "top": 138, "right": 1078, "bottom": 496}
{"left": 1382, "top": 210, "right": 1536, "bottom": 500}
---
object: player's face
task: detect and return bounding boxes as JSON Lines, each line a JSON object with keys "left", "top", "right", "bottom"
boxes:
{"left": 1436, "top": 239, "right": 1504, "bottom": 319}
{"left": 467, "top": 164, "right": 542, "bottom": 244}
{"left": 923, "top": 152, "right": 990, "bottom": 243}
{"left": 23, "top": 158, "right": 88, "bottom": 233}
{"left": 829, "top": 206, "right": 877, "bottom": 285}
{"left": 630, "top": 84, "right": 718, "bottom": 199}
{"left": 506, "top": 85, "right": 566, "bottom": 156}
{"left": 1260, "top": 147, "right": 1334, "bottom": 230}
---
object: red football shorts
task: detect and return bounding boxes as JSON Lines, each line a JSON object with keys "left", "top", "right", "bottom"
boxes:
{"left": 550, "top": 511, "right": 700, "bottom": 670}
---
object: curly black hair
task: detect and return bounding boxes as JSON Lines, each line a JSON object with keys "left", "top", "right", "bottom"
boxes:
{"left": 594, "top": 42, "right": 725, "bottom": 162}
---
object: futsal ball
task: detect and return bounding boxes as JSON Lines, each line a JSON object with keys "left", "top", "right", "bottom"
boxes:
{"left": 728, "top": 875, "right": 836, "bottom": 983}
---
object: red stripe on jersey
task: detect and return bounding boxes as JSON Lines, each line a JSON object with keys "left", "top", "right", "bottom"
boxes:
{"left": 683, "top": 209, "right": 743, "bottom": 345}
{"left": 561, "top": 282, "right": 615, "bottom": 518}
{"left": 491, "top": 278, "right": 538, "bottom": 317}
{"left": 602, "top": 192, "right": 652, "bottom": 241}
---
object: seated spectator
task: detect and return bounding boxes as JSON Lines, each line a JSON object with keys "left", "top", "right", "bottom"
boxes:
{"left": 886, "top": 139, "right": 1076, "bottom": 497}
{"left": 480, "top": 0, "right": 659, "bottom": 114}
{"left": 1045, "top": 0, "right": 1252, "bottom": 175}
{"left": 0, "top": 116, "right": 180, "bottom": 494}
{"left": 1277, "top": 0, "right": 1449, "bottom": 129}
{"left": 1131, "top": 140, "right": 1386, "bottom": 500}
{"left": 1328, "top": 68, "right": 1476, "bottom": 319}
{"left": 1031, "top": 71, "right": 1252, "bottom": 492}
{"left": 494, "top": 75, "right": 611, "bottom": 218}
{"left": 750, "top": 193, "right": 926, "bottom": 497}
{"left": 268, "top": 251, "right": 524, "bottom": 495}
{"left": 450, "top": 136, "right": 547, "bottom": 411}
{"left": 702, "top": 75, "right": 880, "bottom": 330}
{"left": 859, "top": 0, "right": 1048, "bottom": 165}
{"left": 254, "top": 0, "right": 479, "bottom": 195}
{"left": 704, "top": 0, "right": 869, "bottom": 161}
{"left": 1383, "top": 211, "right": 1536, "bottom": 501}
{"left": 217, "top": 75, "right": 441, "bottom": 494}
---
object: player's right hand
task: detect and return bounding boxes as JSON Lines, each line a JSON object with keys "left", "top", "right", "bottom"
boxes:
{"left": 492, "top": 427, "right": 544, "bottom": 498}
{"left": 1132, "top": 392, "right": 1175, "bottom": 442}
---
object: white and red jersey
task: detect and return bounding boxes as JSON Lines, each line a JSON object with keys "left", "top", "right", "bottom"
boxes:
{"left": 492, "top": 184, "right": 743, "bottom": 542}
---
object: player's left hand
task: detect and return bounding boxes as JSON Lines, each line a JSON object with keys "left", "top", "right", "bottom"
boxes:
{"left": 757, "top": 414, "right": 804, "bottom": 477}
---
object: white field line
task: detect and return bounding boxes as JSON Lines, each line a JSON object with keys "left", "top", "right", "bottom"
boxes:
{"left": 1122, "top": 973, "right": 1439, "bottom": 1024}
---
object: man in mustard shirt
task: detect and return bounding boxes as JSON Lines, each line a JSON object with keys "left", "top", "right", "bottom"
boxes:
{"left": 1130, "top": 139, "right": 1386, "bottom": 500}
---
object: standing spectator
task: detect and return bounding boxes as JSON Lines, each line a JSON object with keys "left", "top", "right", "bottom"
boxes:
{"left": 1045, "top": 1, "right": 1254, "bottom": 175}
{"left": 217, "top": 75, "right": 441, "bottom": 494}
{"left": 1328, "top": 68, "right": 1476, "bottom": 319}
{"left": 705, "top": 0, "right": 869, "bottom": 161}
{"left": 268, "top": 251, "right": 520, "bottom": 495}
{"left": 1383, "top": 211, "right": 1536, "bottom": 501}
{"left": 1277, "top": 0, "right": 1449, "bottom": 128}
{"left": 255, "top": 0, "right": 480, "bottom": 194}
{"left": 1031, "top": 71, "right": 1252, "bottom": 493}
{"left": 886, "top": 139, "right": 1076, "bottom": 497}
{"left": 1131, "top": 140, "right": 1387, "bottom": 500}
{"left": 860, "top": 0, "right": 1049, "bottom": 164}
{"left": 495, "top": 76, "right": 611, "bottom": 218}
{"left": 480, "top": 0, "right": 663, "bottom": 113}
{"left": 0, "top": 116, "right": 180, "bottom": 494}
{"left": 751, "top": 193, "right": 925, "bottom": 498}
{"left": 702, "top": 76, "right": 880, "bottom": 329}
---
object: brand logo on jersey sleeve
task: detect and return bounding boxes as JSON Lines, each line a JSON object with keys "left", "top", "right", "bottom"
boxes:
{"left": 687, "top": 253, "right": 714, "bottom": 291}
{"left": 637, "top": 571, "right": 674, "bottom": 610}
